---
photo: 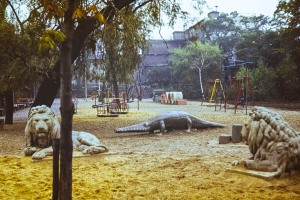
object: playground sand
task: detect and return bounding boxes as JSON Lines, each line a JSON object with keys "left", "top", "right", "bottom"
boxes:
{"left": 0, "top": 99, "right": 300, "bottom": 199}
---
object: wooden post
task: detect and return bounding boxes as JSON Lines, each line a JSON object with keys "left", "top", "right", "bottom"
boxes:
{"left": 232, "top": 124, "right": 243, "bottom": 143}
{"left": 52, "top": 139, "right": 60, "bottom": 200}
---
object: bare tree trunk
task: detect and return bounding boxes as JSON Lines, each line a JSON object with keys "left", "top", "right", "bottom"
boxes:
{"left": 32, "top": 63, "right": 60, "bottom": 108}
{"left": 112, "top": 70, "right": 119, "bottom": 98}
{"left": 4, "top": 90, "right": 13, "bottom": 124}
{"left": 198, "top": 67, "right": 205, "bottom": 100}
{"left": 135, "top": 82, "right": 143, "bottom": 101}
{"left": 59, "top": 0, "right": 76, "bottom": 199}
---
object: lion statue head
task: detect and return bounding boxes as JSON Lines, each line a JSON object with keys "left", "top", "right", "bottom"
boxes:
{"left": 25, "top": 105, "right": 60, "bottom": 150}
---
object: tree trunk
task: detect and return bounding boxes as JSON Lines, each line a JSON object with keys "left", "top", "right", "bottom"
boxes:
{"left": 32, "top": 0, "right": 135, "bottom": 108}
{"left": 112, "top": 69, "right": 119, "bottom": 98}
{"left": 198, "top": 67, "right": 205, "bottom": 100}
{"left": 4, "top": 90, "right": 13, "bottom": 124}
{"left": 32, "top": 63, "right": 60, "bottom": 108}
{"left": 135, "top": 82, "right": 143, "bottom": 101}
{"left": 0, "top": 92, "right": 4, "bottom": 108}
{"left": 59, "top": 0, "right": 76, "bottom": 199}
{"left": 32, "top": 18, "right": 96, "bottom": 108}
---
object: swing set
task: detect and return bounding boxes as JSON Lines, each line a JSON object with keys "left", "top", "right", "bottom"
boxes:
{"left": 205, "top": 76, "right": 254, "bottom": 114}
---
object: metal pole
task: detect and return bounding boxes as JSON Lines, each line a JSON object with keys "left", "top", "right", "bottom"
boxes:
{"left": 84, "top": 68, "right": 87, "bottom": 101}
{"left": 224, "top": 78, "right": 227, "bottom": 112}
{"left": 245, "top": 66, "right": 248, "bottom": 115}
{"left": 52, "top": 139, "right": 60, "bottom": 200}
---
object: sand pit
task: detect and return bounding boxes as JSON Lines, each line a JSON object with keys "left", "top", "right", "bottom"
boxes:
{"left": 0, "top": 99, "right": 300, "bottom": 199}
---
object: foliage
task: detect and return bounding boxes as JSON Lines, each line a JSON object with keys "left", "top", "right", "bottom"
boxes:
{"left": 147, "top": 66, "right": 174, "bottom": 90}
{"left": 173, "top": 41, "right": 223, "bottom": 71}
{"left": 273, "top": 1, "right": 300, "bottom": 94}
{"left": 275, "top": 55, "right": 300, "bottom": 101}
{"left": 274, "top": 0, "right": 300, "bottom": 40}
{"left": 0, "top": 19, "right": 53, "bottom": 93}
{"left": 198, "top": 12, "right": 241, "bottom": 52}
{"left": 238, "top": 14, "right": 271, "bottom": 33}
{"left": 172, "top": 41, "right": 223, "bottom": 99}
{"left": 99, "top": 7, "right": 149, "bottom": 97}
{"left": 39, "top": 30, "right": 66, "bottom": 51}
{"left": 235, "top": 14, "right": 273, "bottom": 63}
{"left": 251, "top": 60, "right": 278, "bottom": 101}
{"left": 233, "top": 55, "right": 300, "bottom": 101}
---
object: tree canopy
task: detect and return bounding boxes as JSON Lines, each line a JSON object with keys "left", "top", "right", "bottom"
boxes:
{"left": 172, "top": 41, "right": 222, "bottom": 99}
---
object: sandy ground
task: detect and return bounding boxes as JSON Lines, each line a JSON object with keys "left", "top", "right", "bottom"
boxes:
{"left": 0, "top": 98, "right": 300, "bottom": 200}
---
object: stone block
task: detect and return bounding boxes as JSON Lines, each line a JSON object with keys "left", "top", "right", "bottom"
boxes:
{"left": 219, "top": 134, "right": 231, "bottom": 144}
{"left": 232, "top": 124, "right": 243, "bottom": 143}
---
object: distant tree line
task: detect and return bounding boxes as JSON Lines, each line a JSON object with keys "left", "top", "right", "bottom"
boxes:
{"left": 147, "top": 4, "right": 300, "bottom": 101}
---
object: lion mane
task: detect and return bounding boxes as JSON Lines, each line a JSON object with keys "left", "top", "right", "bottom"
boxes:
{"left": 25, "top": 105, "right": 60, "bottom": 149}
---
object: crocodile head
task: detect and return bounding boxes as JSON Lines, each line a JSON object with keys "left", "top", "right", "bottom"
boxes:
{"left": 115, "top": 122, "right": 151, "bottom": 133}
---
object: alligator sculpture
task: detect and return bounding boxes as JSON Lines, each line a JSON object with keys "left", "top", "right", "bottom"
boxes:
{"left": 115, "top": 111, "right": 225, "bottom": 134}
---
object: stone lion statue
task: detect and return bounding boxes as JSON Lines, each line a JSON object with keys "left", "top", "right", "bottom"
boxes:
{"left": 241, "top": 106, "right": 300, "bottom": 177}
{"left": 24, "top": 105, "right": 108, "bottom": 160}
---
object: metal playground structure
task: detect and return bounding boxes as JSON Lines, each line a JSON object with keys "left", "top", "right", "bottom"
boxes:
{"left": 205, "top": 77, "right": 254, "bottom": 114}
{"left": 92, "top": 88, "right": 129, "bottom": 117}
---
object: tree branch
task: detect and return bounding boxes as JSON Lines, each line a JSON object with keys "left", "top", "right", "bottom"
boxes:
{"left": 133, "top": 0, "right": 153, "bottom": 13}
{"left": 5, "top": 0, "right": 23, "bottom": 33}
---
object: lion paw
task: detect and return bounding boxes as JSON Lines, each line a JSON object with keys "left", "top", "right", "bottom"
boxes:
{"left": 24, "top": 147, "right": 38, "bottom": 156}
{"left": 76, "top": 135, "right": 83, "bottom": 142}
{"left": 82, "top": 146, "right": 107, "bottom": 154}
{"left": 32, "top": 151, "right": 46, "bottom": 160}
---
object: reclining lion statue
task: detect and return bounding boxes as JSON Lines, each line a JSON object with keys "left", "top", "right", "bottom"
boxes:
{"left": 241, "top": 106, "right": 300, "bottom": 177}
{"left": 24, "top": 105, "right": 108, "bottom": 160}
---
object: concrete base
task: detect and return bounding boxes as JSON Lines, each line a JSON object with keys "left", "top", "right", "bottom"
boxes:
{"left": 227, "top": 166, "right": 278, "bottom": 180}
{"left": 32, "top": 151, "right": 117, "bottom": 162}
{"left": 219, "top": 134, "right": 231, "bottom": 144}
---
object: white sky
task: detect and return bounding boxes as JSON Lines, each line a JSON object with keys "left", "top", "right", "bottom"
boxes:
{"left": 150, "top": 0, "right": 279, "bottom": 39}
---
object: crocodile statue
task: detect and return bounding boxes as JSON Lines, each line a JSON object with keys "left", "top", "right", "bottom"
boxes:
{"left": 115, "top": 111, "right": 225, "bottom": 134}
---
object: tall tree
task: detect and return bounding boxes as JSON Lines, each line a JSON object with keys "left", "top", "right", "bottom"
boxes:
{"left": 29, "top": 0, "right": 205, "bottom": 107}
{"left": 0, "top": 1, "right": 51, "bottom": 124}
{"left": 276, "top": 54, "right": 300, "bottom": 101}
{"left": 274, "top": 0, "right": 300, "bottom": 95}
{"left": 147, "top": 66, "right": 174, "bottom": 89}
{"left": 58, "top": 0, "right": 76, "bottom": 198}
{"left": 199, "top": 12, "right": 241, "bottom": 52}
{"left": 101, "top": 7, "right": 148, "bottom": 98}
{"left": 172, "top": 41, "right": 223, "bottom": 99}
{"left": 274, "top": 0, "right": 300, "bottom": 40}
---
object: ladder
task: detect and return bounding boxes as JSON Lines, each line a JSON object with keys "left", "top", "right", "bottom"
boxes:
{"left": 209, "top": 79, "right": 226, "bottom": 105}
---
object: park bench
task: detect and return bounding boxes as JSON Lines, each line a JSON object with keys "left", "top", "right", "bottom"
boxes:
{"left": 14, "top": 98, "right": 34, "bottom": 111}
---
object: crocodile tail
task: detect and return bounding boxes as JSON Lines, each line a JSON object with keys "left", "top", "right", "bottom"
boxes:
{"left": 194, "top": 118, "right": 225, "bottom": 128}
{"left": 205, "top": 121, "right": 226, "bottom": 127}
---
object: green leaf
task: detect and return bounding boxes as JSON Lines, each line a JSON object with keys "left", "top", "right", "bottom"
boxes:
{"left": 72, "top": 8, "right": 85, "bottom": 20}
{"left": 96, "top": 13, "right": 107, "bottom": 24}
